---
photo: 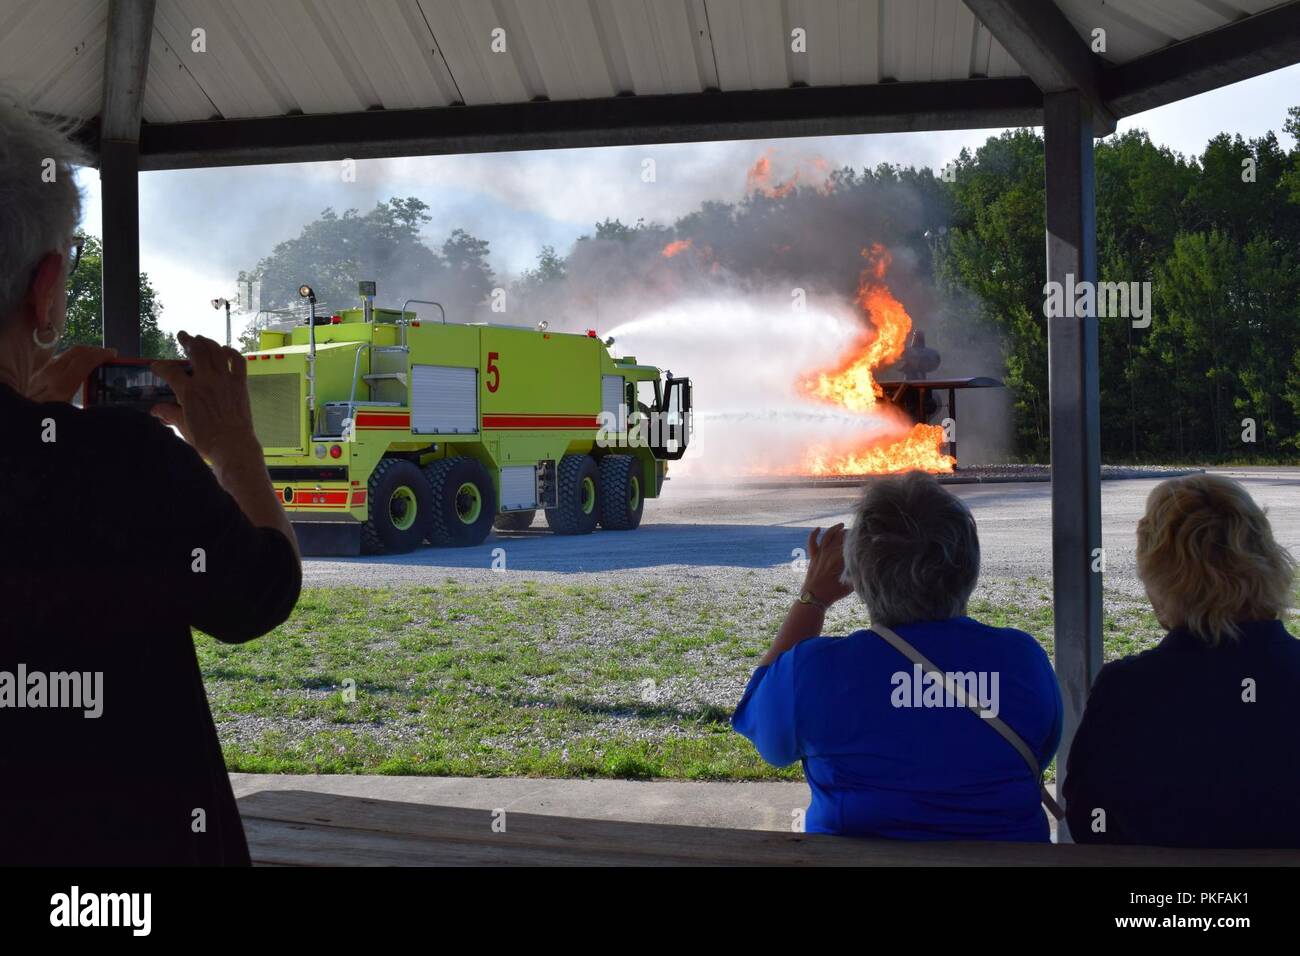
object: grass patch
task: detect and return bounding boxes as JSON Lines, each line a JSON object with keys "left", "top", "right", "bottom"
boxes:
{"left": 200, "top": 580, "right": 1299, "bottom": 782}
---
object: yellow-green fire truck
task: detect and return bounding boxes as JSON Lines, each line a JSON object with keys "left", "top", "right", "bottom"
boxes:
{"left": 244, "top": 282, "right": 691, "bottom": 555}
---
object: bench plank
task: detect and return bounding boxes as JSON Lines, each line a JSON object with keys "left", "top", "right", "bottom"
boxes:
{"left": 238, "top": 789, "right": 1300, "bottom": 866}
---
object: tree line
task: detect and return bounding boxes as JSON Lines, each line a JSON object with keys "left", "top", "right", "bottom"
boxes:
{"left": 100, "top": 103, "right": 1297, "bottom": 465}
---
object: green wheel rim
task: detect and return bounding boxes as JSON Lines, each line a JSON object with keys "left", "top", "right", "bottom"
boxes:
{"left": 455, "top": 481, "right": 482, "bottom": 524}
{"left": 580, "top": 476, "right": 596, "bottom": 515}
{"left": 390, "top": 486, "right": 418, "bottom": 531}
{"left": 628, "top": 476, "right": 641, "bottom": 512}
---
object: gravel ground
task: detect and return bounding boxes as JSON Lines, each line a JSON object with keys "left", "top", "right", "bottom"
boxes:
{"left": 207, "top": 468, "right": 1300, "bottom": 772}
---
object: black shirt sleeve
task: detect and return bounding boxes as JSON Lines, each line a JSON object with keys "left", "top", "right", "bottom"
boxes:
{"left": 125, "top": 413, "right": 302, "bottom": 644}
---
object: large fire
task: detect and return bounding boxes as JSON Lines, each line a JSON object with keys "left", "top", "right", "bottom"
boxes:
{"left": 796, "top": 244, "right": 955, "bottom": 476}
{"left": 658, "top": 150, "right": 955, "bottom": 477}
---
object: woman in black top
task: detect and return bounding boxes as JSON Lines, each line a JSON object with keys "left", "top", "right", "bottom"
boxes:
{"left": 1064, "top": 474, "right": 1300, "bottom": 848}
{"left": 0, "top": 99, "right": 301, "bottom": 864}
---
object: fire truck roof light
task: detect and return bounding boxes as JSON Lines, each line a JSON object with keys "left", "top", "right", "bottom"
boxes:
{"left": 586, "top": 329, "right": 596, "bottom": 337}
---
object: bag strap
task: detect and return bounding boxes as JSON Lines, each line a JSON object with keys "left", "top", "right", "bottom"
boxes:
{"left": 872, "top": 623, "right": 1064, "bottom": 821}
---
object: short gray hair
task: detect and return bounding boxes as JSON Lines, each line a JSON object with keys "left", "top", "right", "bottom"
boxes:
{"left": 0, "top": 93, "right": 86, "bottom": 321}
{"left": 842, "top": 472, "right": 980, "bottom": 626}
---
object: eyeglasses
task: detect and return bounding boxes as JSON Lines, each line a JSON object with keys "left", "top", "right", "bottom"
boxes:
{"left": 69, "top": 235, "right": 85, "bottom": 275}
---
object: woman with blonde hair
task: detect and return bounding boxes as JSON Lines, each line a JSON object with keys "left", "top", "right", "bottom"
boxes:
{"left": 1064, "top": 473, "right": 1300, "bottom": 847}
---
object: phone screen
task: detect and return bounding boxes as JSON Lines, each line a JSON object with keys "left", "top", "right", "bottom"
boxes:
{"left": 84, "top": 361, "right": 190, "bottom": 413}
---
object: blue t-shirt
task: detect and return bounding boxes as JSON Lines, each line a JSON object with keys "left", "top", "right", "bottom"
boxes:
{"left": 732, "top": 617, "right": 1063, "bottom": 841}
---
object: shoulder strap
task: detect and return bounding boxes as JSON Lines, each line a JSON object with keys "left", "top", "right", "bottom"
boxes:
{"left": 873, "top": 623, "right": 1064, "bottom": 821}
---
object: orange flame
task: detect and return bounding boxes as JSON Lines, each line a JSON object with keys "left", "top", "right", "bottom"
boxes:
{"left": 796, "top": 244, "right": 954, "bottom": 475}
{"left": 662, "top": 239, "right": 693, "bottom": 258}
{"left": 746, "top": 150, "right": 834, "bottom": 198}
{"left": 746, "top": 154, "right": 800, "bottom": 198}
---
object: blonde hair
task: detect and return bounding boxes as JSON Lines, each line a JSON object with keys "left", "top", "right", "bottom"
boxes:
{"left": 1136, "top": 474, "right": 1295, "bottom": 643}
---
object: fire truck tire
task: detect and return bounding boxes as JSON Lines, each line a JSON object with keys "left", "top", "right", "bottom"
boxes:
{"left": 362, "top": 458, "right": 434, "bottom": 554}
{"left": 597, "top": 455, "right": 644, "bottom": 530}
{"left": 493, "top": 509, "right": 537, "bottom": 531}
{"left": 424, "top": 456, "right": 496, "bottom": 547}
{"left": 545, "top": 454, "right": 600, "bottom": 535}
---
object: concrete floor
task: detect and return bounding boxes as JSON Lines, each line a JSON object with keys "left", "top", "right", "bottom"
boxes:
{"left": 232, "top": 772, "right": 810, "bottom": 832}
{"left": 300, "top": 467, "right": 1300, "bottom": 598}
{"left": 230, "top": 773, "right": 1063, "bottom": 839}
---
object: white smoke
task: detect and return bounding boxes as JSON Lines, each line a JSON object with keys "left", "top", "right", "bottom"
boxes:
{"left": 606, "top": 294, "right": 907, "bottom": 479}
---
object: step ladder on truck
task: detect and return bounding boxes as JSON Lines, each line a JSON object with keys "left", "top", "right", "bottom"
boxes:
{"left": 243, "top": 280, "right": 692, "bottom": 555}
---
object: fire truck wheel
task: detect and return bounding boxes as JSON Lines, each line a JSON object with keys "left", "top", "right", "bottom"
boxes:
{"left": 597, "top": 455, "right": 644, "bottom": 530}
{"left": 424, "top": 456, "right": 496, "bottom": 547}
{"left": 362, "top": 458, "right": 434, "bottom": 554}
{"left": 493, "top": 509, "right": 537, "bottom": 531}
{"left": 545, "top": 454, "right": 600, "bottom": 535}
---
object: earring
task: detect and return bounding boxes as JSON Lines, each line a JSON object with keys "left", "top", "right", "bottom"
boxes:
{"left": 33, "top": 324, "right": 59, "bottom": 349}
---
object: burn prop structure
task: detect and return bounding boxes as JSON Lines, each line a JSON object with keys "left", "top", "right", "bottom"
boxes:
{"left": 876, "top": 331, "right": 1003, "bottom": 464}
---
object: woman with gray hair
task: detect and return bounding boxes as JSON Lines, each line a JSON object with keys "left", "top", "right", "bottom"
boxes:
{"left": 0, "top": 97, "right": 301, "bottom": 864}
{"left": 732, "top": 471, "right": 1063, "bottom": 841}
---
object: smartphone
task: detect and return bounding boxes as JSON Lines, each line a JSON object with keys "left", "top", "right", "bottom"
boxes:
{"left": 82, "top": 359, "right": 192, "bottom": 413}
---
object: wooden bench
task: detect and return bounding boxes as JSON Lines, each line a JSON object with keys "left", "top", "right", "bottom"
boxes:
{"left": 238, "top": 790, "right": 1299, "bottom": 866}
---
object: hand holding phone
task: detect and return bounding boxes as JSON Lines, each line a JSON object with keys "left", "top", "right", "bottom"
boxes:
{"left": 83, "top": 358, "right": 189, "bottom": 412}
{"left": 150, "top": 331, "right": 260, "bottom": 468}
{"left": 31, "top": 345, "right": 118, "bottom": 404}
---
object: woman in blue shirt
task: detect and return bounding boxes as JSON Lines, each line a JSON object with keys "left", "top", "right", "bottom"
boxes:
{"left": 732, "top": 472, "right": 1062, "bottom": 841}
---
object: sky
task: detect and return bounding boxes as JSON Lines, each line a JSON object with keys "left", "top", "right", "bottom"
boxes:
{"left": 75, "top": 63, "right": 1300, "bottom": 345}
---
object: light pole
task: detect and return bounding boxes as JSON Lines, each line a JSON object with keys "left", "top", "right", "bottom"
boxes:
{"left": 211, "top": 297, "right": 232, "bottom": 347}
{"left": 299, "top": 284, "right": 317, "bottom": 424}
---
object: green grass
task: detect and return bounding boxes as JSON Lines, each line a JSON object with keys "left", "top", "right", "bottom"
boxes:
{"left": 199, "top": 579, "right": 1298, "bottom": 782}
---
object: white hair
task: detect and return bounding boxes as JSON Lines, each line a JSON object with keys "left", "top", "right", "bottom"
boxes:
{"left": 0, "top": 93, "right": 86, "bottom": 321}
{"left": 842, "top": 472, "right": 981, "bottom": 627}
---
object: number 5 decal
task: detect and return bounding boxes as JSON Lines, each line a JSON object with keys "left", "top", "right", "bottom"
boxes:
{"left": 486, "top": 351, "right": 500, "bottom": 393}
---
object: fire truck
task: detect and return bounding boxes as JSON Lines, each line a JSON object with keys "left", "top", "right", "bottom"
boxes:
{"left": 244, "top": 282, "right": 691, "bottom": 555}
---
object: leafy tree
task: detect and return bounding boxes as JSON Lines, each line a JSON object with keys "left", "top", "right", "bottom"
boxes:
{"left": 241, "top": 197, "right": 494, "bottom": 324}
{"left": 941, "top": 131, "right": 1049, "bottom": 456}
{"left": 64, "top": 235, "right": 179, "bottom": 358}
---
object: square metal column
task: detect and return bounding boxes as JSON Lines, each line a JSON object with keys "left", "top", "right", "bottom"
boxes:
{"left": 100, "top": 139, "right": 141, "bottom": 357}
{"left": 1043, "top": 90, "right": 1103, "bottom": 842}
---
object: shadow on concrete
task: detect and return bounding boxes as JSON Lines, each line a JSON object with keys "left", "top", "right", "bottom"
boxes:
{"left": 325, "top": 522, "right": 821, "bottom": 572}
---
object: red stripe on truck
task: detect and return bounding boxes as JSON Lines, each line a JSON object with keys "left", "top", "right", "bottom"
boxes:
{"left": 277, "top": 491, "right": 349, "bottom": 506}
{"left": 483, "top": 415, "right": 600, "bottom": 429}
{"left": 355, "top": 412, "right": 411, "bottom": 429}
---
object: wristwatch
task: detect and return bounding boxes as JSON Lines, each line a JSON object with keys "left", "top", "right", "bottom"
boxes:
{"left": 798, "top": 589, "right": 828, "bottom": 610}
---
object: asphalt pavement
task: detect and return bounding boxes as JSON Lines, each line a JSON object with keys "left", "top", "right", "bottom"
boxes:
{"left": 301, "top": 468, "right": 1300, "bottom": 598}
